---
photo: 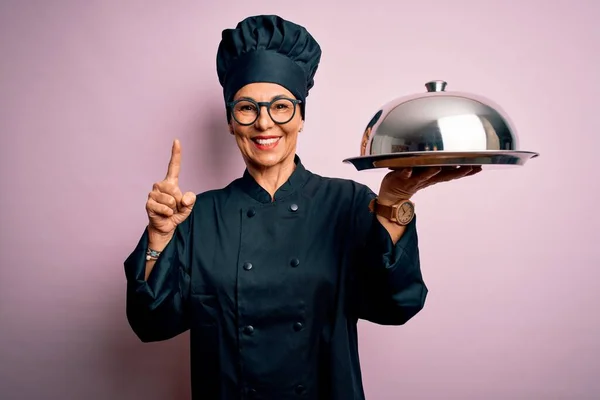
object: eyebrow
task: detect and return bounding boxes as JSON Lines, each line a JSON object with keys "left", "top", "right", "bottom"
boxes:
{"left": 236, "top": 94, "right": 290, "bottom": 102}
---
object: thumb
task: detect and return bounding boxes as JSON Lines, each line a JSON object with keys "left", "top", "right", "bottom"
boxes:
{"left": 181, "top": 192, "right": 197, "bottom": 210}
{"left": 389, "top": 167, "right": 412, "bottom": 179}
{"left": 398, "top": 167, "right": 413, "bottom": 179}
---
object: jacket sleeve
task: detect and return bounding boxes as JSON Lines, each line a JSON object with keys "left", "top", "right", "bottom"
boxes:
{"left": 124, "top": 214, "right": 193, "bottom": 343}
{"left": 351, "top": 185, "right": 428, "bottom": 326}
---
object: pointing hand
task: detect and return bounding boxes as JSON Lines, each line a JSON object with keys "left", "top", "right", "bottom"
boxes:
{"left": 145, "top": 139, "right": 196, "bottom": 243}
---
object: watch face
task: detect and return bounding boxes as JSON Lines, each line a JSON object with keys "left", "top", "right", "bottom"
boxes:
{"left": 395, "top": 201, "right": 415, "bottom": 225}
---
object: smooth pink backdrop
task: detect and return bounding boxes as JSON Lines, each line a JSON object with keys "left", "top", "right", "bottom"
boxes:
{"left": 1, "top": 1, "right": 598, "bottom": 399}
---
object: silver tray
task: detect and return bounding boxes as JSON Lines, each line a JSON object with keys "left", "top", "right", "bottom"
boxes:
{"left": 343, "top": 150, "right": 539, "bottom": 171}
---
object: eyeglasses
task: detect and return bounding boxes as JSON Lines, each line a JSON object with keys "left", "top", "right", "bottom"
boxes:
{"left": 227, "top": 97, "right": 302, "bottom": 126}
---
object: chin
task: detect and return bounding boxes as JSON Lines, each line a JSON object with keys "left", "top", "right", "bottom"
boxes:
{"left": 249, "top": 154, "right": 281, "bottom": 168}
{"left": 246, "top": 151, "right": 292, "bottom": 169}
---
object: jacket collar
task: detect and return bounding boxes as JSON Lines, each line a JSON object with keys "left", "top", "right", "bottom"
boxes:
{"left": 238, "top": 154, "right": 310, "bottom": 203}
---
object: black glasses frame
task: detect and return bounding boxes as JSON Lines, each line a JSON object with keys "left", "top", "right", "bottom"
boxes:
{"left": 227, "top": 97, "right": 302, "bottom": 126}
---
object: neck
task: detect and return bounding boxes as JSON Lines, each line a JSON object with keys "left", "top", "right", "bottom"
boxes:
{"left": 246, "top": 154, "right": 297, "bottom": 200}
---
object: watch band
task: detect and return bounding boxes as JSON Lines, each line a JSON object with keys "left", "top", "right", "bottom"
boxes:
{"left": 369, "top": 200, "right": 396, "bottom": 221}
{"left": 369, "top": 198, "right": 415, "bottom": 225}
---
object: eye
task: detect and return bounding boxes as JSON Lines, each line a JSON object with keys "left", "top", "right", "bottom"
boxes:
{"left": 271, "top": 99, "right": 293, "bottom": 112}
{"left": 234, "top": 101, "right": 257, "bottom": 113}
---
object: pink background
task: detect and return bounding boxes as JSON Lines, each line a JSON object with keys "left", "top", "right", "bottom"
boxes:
{"left": 1, "top": 1, "right": 598, "bottom": 399}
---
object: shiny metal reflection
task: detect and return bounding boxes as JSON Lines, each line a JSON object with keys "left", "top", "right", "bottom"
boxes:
{"left": 425, "top": 80, "right": 447, "bottom": 92}
{"left": 345, "top": 80, "right": 539, "bottom": 170}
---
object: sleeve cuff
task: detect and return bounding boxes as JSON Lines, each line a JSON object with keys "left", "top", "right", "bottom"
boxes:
{"left": 124, "top": 227, "right": 180, "bottom": 309}
{"left": 369, "top": 214, "right": 418, "bottom": 263}
{"left": 366, "top": 214, "right": 421, "bottom": 290}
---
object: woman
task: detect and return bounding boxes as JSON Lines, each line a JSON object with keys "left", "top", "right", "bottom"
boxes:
{"left": 124, "top": 15, "right": 479, "bottom": 400}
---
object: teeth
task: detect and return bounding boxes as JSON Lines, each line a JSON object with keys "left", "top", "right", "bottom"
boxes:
{"left": 255, "top": 138, "right": 279, "bottom": 145}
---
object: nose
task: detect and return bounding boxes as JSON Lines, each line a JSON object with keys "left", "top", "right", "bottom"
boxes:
{"left": 254, "top": 104, "right": 274, "bottom": 131}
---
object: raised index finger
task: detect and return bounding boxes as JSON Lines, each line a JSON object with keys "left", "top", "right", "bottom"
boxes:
{"left": 165, "top": 139, "right": 181, "bottom": 182}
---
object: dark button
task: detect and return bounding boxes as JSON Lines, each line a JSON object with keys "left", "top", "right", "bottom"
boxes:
{"left": 247, "top": 208, "right": 256, "bottom": 218}
{"left": 290, "top": 258, "right": 300, "bottom": 268}
{"left": 295, "top": 385, "right": 306, "bottom": 395}
{"left": 243, "top": 325, "right": 254, "bottom": 335}
{"left": 293, "top": 322, "right": 304, "bottom": 332}
{"left": 289, "top": 203, "right": 299, "bottom": 212}
{"left": 243, "top": 262, "right": 253, "bottom": 271}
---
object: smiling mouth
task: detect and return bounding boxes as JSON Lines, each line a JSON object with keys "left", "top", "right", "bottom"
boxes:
{"left": 251, "top": 137, "right": 281, "bottom": 148}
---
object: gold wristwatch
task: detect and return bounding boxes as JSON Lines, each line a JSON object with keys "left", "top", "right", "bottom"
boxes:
{"left": 368, "top": 198, "right": 415, "bottom": 226}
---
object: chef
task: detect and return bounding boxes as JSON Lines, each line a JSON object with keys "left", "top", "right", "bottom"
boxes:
{"left": 124, "top": 14, "right": 480, "bottom": 400}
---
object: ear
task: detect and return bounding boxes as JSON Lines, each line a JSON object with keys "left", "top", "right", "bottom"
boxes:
{"left": 299, "top": 122, "right": 304, "bottom": 133}
{"left": 228, "top": 123, "right": 234, "bottom": 135}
